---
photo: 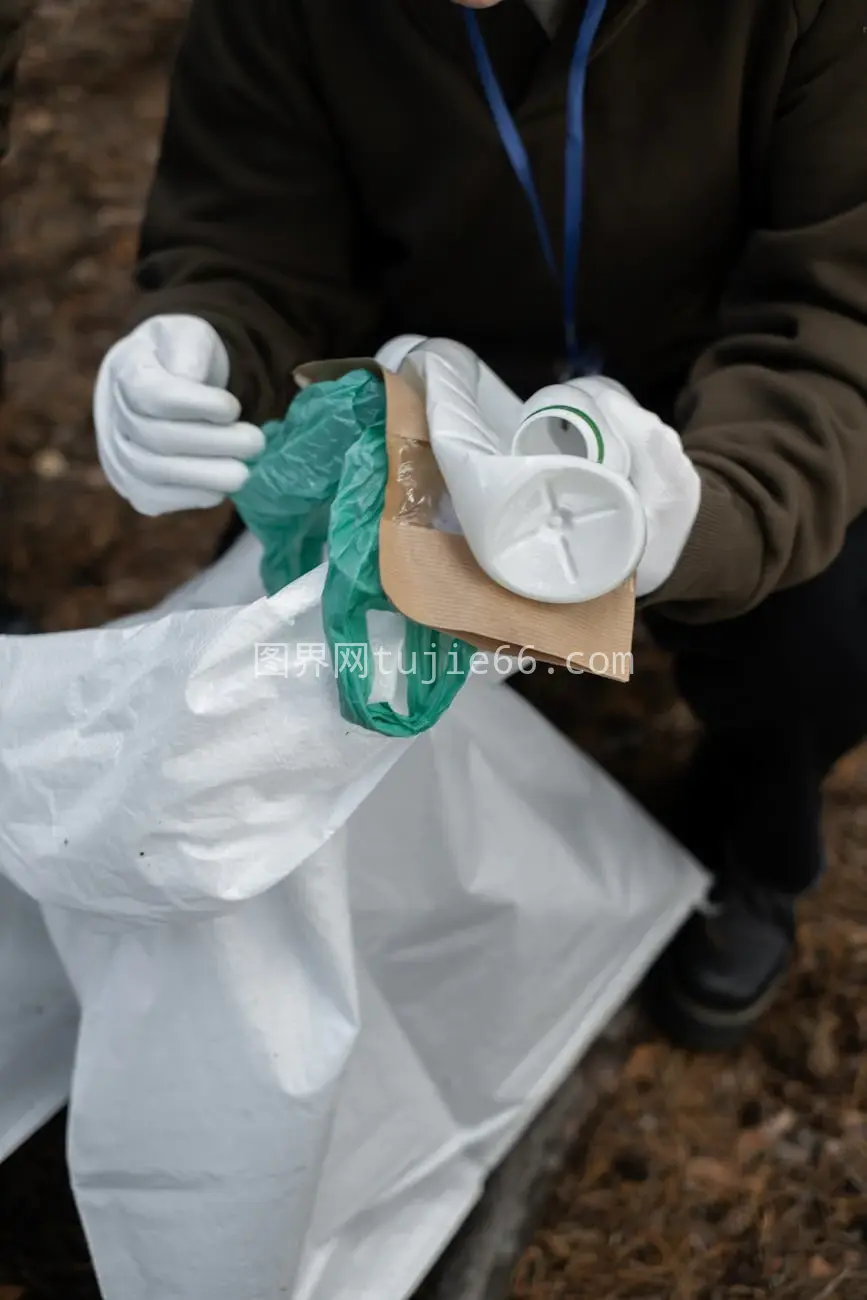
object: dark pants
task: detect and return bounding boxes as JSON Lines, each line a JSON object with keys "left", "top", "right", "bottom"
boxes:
{"left": 645, "top": 511, "right": 867, "bottom": 895}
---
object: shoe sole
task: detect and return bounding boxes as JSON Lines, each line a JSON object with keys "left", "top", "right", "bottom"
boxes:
{"left": 644, "top": 968, "right": 787, "bottom": 1053}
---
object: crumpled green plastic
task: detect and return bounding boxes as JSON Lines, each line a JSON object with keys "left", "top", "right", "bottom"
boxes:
{"left": 232, "top": 369, "right": 473, "bottom": 737}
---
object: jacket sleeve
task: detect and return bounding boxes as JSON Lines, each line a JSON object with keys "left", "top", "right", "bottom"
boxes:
{"left": 648, "top": 0, "right": 867, "bottom": 623}
{"left": 130, "top": 0, "right": 381, "bottom": 424}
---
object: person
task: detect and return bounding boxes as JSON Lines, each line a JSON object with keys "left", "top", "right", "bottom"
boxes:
{"left": 93, "top": 0, "right": 867, "bottom": 1051}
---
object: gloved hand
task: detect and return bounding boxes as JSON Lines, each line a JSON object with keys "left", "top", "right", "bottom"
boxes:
{"left": 558, "top": 375, "right": 702, "bottom": 598}
{"left": 94, "top": 315, "right": 265, "bottom": 516}
{"left": 379, "top": 336, "right": 645, "bottom": 603}
{"left": 377, "top": 338, "right": 701, "bottom": 600}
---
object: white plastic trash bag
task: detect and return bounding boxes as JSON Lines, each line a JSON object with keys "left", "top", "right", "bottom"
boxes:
{"left": 0, "top": 535, "right": 706, "bottom": 1300}
{"left": 0, "top": 874, "right": 77, "bottom": 1162}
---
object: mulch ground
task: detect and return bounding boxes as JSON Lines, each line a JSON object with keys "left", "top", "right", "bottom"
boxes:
{"left": 1, "top": 4, "right": 865, "bottom": 1298}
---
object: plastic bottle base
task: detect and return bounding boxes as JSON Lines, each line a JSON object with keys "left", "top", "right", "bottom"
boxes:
{"left": 481, "top": 462, "right": 646, "bottom": 604}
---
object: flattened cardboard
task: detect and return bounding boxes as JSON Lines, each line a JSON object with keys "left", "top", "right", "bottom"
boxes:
{"left": 295, "top": 357, "right": 635, "bottom": 683}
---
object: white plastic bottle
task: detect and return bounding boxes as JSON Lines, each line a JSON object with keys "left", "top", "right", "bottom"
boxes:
{"left": 464, "top": 380, "right": 643, "bottom": 603}
{"left": 385, "top": 340, "right": 646, "bottom": 605}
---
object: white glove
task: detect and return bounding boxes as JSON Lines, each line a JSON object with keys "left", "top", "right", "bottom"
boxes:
{"left": 94, "top": 315, "right": 266, "bottom": 516}
{"left": 564, "top": 376, "right": 701, "bottom": 597}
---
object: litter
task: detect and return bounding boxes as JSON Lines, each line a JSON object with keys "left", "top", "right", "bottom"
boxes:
{"left": 395, "top": 339, "right": 646, "bottom": 604}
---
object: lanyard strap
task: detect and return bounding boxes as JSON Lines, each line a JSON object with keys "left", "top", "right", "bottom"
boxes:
{"left": 463, "top": 0, "right": 608, "bottom": 376}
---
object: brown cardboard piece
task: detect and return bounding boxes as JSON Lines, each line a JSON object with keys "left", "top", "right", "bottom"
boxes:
{"left": 294, "top": 357, "right": 635, "bottom": 682}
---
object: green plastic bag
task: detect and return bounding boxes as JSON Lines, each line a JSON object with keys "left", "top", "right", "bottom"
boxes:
{"left": 232, "top": 369, "right": 473, "bottom": 737}
{"left": 232, "top": 369, "right": 382, "bottom": 595}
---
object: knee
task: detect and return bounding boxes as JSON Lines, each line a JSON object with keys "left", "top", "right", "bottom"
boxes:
{"left": 649, "top": 557, "right": 867, "bottom": 729}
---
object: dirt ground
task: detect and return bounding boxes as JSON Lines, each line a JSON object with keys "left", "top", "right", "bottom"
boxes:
{"left": 1, "top": 4, "right": 866, "bottom": 1298}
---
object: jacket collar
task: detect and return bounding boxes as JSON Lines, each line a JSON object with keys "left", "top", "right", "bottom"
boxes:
{"left": 403, "top": 0, "right": 653, "bottom": 117}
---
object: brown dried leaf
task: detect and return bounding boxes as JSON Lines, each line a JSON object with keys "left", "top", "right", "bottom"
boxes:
{"left": 537, "top": 1232, "right": 571, "bottom": 1262}
{"left": 737, "top": 1108, "right": 797, "bottom": 1163}
{"left": 809, "top": 1012, "right": 841, "bottom": 1080}
{"left": 684, "top": 1157, "right": 739, "bottom": 1190}
{"left": 809, "top": 1256, "right": 837, "bottom": 1279}
{"left": 623, "top": 1043, "right": 660, "bottom": 1083}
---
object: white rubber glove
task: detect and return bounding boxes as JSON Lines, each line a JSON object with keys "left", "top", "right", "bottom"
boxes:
{"left": 560, "top": 376, "right": 702, "bottom": 598}
{"left": 94, "top": 315, "right": 266, "bottom": 516}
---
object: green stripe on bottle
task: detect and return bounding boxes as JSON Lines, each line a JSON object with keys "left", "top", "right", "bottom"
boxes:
{"left": 525, "top": 404, "right": 605, "bottom": 463}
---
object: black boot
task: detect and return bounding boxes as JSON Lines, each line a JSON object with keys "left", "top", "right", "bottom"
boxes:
{"left": 646, "top": 876, "right": 795, "bottom": 1052}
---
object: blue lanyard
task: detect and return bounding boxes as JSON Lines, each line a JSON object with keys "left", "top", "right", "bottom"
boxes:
{"left": 463, "top": 0, "right": 608, "bottom": 377}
